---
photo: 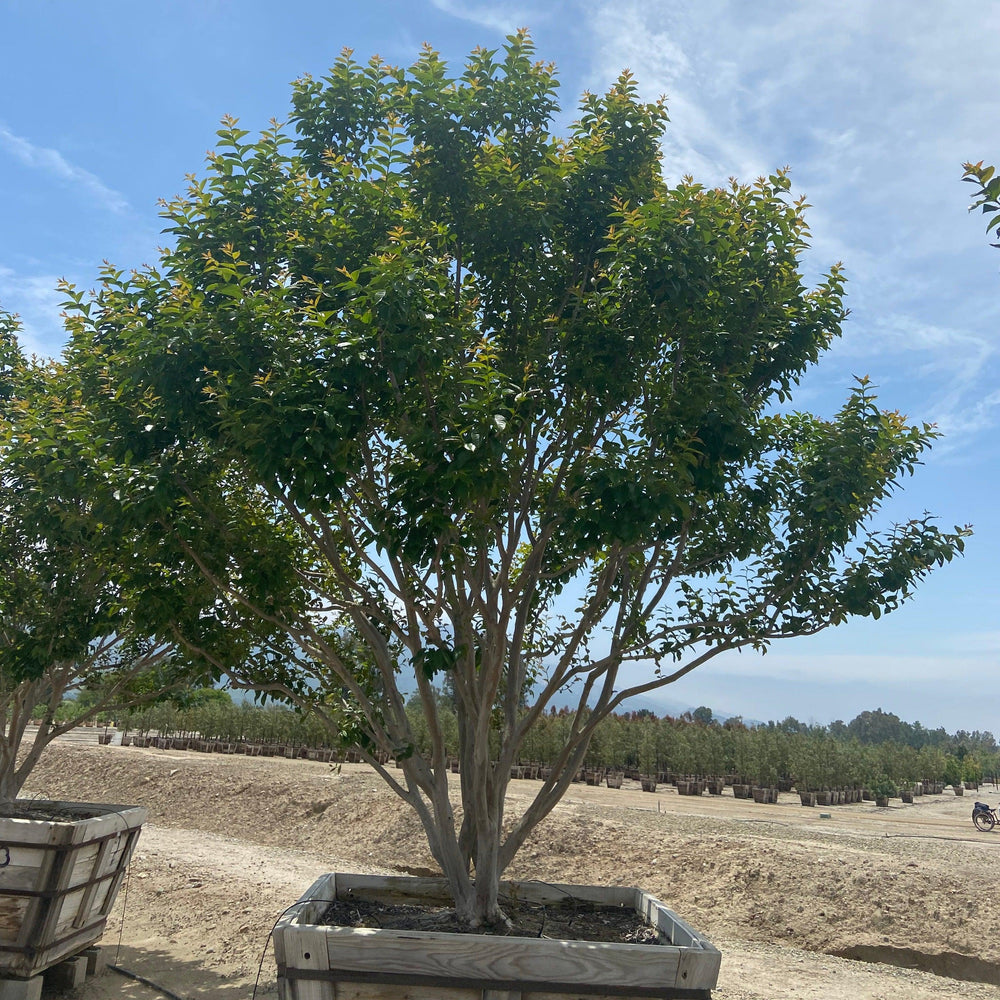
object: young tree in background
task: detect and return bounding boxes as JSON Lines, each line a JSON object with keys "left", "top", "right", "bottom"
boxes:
{"left": 65, "top": 34, "right": 968, "bottom": 924}
{"left": 0, "top": 313, "right": 291, "bottom": 803}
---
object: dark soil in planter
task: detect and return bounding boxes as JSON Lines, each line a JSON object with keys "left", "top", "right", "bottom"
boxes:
{"left": 0, "top": 801, "right": 104, "bottom": 822}
{"left": 321, "top": 896, "right": 662, "bottom": 945}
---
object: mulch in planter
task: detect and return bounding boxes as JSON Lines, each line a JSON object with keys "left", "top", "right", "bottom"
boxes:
{"left": 321, "top": 895, "right": 662, "bottom": 944}
{"left": 0, "top": 801, "right": 103, "bottom": 822}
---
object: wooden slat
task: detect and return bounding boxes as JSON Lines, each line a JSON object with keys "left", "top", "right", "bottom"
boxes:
{"left": 6, "top": 921, "right": 112, "bottom": 979}
{"left": 32, "top": 836, "right": 72, "bottom": 949}
{"left": 0, "top": 896, "right": 29, "bottom": 945}
{"left": 0, "top": 804, "right": 145, "bottom": 848}
{"left": 640, "top": 897, "right": 696, "bottom": 949}
{"left": 284, "top": 926, "right": 332, "bottom": 1000}
{"left": 98, "top": 828, "right": 141, "bottom": 917}
{"left": 0, "top": 864, "right": 42, "bottom": 894}
{"left": 281, "top": 873, "right": 338, "bottom": 926}
{"left": 52, "top": 888, "right": 89, "bottom": 939}
{"left": 333, "top": 986, "right": 481, "bottom": 1000}
{"left": 521, "top": 994, "right": 705, "bottom": 1000}
{"left": 506, "top": 882, "right": 635, "bottom": 909}
{"left": 334, "top": 875, "right": 637, "bottom": 910}
{"left": 519, "top": 995, "right": 642, "bottom": 1000}
{"left": 96, "top": 873, "right": 122, "bottom": 916}
{"left": 336, "top": 874, "right": 453, "bottom": 906}
{"left": 641, "top": 894, "right": 714, "bottom": 955}
{"left": 274, "top": 874, "right": 338, "bottom": 1000}
{"left": 676, "top": 945, "right": 721, "bottom": 992}
{"left": 320, "top": 926, "right": 683, "bottom": 991}
{"left": 64, "top": 843, "right": 101, "bottom": 890}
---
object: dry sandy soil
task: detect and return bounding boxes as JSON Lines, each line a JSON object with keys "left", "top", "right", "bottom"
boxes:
{"left": 18, "top": 742, "right": 1000, "bottom": 1000}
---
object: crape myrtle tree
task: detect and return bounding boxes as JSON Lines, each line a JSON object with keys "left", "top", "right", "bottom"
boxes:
{"left": 64, "top": 34, "right": 968, "bottom": 925}
{"left": 0, "top": 312, "right": 294, "bottom": 803}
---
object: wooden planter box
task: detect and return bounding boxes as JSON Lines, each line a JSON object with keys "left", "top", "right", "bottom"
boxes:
{"left": 0, "top": 800, "right": 146, "bottom": 978}
{"left": 274, "top": 874, "right": 721, "bottom": 1000}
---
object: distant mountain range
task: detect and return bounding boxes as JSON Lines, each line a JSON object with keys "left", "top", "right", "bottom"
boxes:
{"left": 588, "top": 691, "right": 764, "bottom": 727}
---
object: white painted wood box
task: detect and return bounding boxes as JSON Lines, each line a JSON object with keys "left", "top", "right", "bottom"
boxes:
{"left": 274, "top": 873, "right": 721, "bottom": 1000}
{"left": 0, "top": 801, "right": 146, "bottom": 978}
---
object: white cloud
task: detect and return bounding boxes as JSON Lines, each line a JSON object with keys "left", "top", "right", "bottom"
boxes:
{"left": 0, "top": 126, "right": 128, "bottom": 215}
{"left": 577, "top": 1, "right": 1000, "bottom": 453}
{"left": 951, "top": 631, "right": 1000, "bottom": 655}
{"left": 704, "top": 649, "right": 996, "bottom": 686}
{"left": 429, "top": 0, "right": 540, "bottom": 35}
{"left": 0, "top": 267, "right": 68, "bottom": 360}
{"left": 933, "top": 387, "right": 1000, "bottom": 442}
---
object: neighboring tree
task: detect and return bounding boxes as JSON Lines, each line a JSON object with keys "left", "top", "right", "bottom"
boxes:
{"left": 847, "top": 707, "right": 907, "bottom": 746}
{"left": 963, "top": 161, "right": 1000, "bottom": 246}
{"left": 66, "top": 34, "right": 968, "bottom": 925}
{"left": 0, "top": 313, "right": 281, "bottom": 803}
{"left": 186, "top": 686, "right": 234, "bottom": 707}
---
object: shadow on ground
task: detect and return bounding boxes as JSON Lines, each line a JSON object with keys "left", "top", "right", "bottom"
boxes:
{"left": 65, "top": 943, "right": 277, "bottom": 1000}
{"left": 833, "top": 944, "right": 1000, "bottom": 986}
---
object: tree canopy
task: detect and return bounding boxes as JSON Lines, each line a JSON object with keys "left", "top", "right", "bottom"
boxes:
{"left": 60, "top": 33, "right": 969, "bottom": 924}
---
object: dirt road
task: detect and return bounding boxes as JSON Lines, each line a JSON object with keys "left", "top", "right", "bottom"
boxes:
{"left": 19, "top": 743, "right": 1000, "bottom": 1000}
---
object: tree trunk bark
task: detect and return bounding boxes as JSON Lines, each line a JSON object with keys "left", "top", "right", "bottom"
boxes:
{"left": 0, "top": 768, "right": 21, "bottom": 804}
{"left": 473, "top": 824, "right": 503, "bottom": 925}
{"left": 0, "top": 682, "right": 37, "bottom": 805}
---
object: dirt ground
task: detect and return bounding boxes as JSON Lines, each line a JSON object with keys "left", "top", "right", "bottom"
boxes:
{"left": 18, "top": 742, "right": 1000, "bottom": 1000}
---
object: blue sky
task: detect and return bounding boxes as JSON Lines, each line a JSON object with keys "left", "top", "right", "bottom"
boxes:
{"left": 2, "top": 1, "right": 998, "bottom": 734}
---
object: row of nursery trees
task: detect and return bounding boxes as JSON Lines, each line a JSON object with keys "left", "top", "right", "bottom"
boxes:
{"left": 2, "top": 33, "right": 987, "bottom": 924}
{"left": 390, "top": 703, "right": 997, "bottom": 791}
{"left": 112, "top": 694, "right": 996, "bottom": 793}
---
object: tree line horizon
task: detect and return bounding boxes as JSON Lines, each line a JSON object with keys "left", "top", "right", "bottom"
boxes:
{"left": 98, "top": 693, "right": 996, "bottom": 792}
